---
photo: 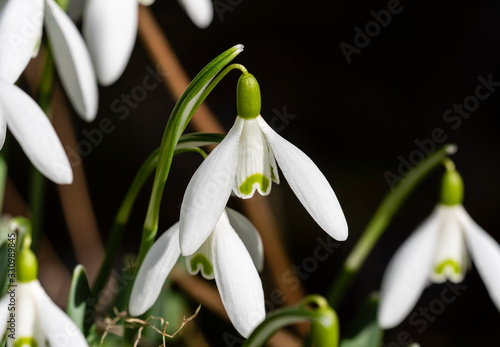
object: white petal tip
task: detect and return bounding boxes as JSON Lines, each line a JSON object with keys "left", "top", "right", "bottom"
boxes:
{"left": 445, "top": 144, "right": 458, "bottom": 154}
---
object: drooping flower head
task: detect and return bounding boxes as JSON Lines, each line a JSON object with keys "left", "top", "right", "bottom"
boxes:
{"left": 179, "top": 71, "right": 348, "bottom": 255}
{"left": 378, "top": 164, "right": 500, "bottom": 328}
{"left": 129, "top": 208, "right": 265, "bottom": 337}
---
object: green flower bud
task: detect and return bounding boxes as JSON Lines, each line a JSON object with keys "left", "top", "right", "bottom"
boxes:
{"left": 237, "top": 73, "right": 261, "bottom": 119}
{"left": 440, "top": 169, "right": 464, "bottom": 206}
{"left": 17, "top": 248, "right": 38, "bottom": 283}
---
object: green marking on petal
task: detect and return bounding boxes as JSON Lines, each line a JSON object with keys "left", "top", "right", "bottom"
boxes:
{"left": 435, "top": 259, "right": 461, "bottom": 275}
{"left": 190, "top": 254, "right": 213, "bottom": 277}
{"left": 239, "top": 174, "right": 270, "bottom": 196}
{"left": 14, "top": 337, "right": 38, "bottom": 347}
{"left": 270, "top": 166, "right": 277, "bottom": 181}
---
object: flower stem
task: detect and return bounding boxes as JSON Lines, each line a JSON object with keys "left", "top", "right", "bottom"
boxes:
{"left": 327, "top": 144, "right": 457, "bottom": 307}
{"left": 29, "top": 46, "right": 54, "bottom": 251}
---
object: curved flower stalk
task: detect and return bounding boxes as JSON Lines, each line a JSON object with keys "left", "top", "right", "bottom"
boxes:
{"left": 378, "top": 165, "right": 500, "bottom": 328}
{"left": 0, "top": 0, "right": 98, "bottom": 122}
{"left": 179, "top": 72, "right": 348, "bottom": 255}
{"left": 0, "top": 247, "right": 88, "bottom": 346}
{"left": 129, "top": 208, "right": 265, "bottom": 338}
{"left": 79, "top": 0, "right": 213, "bottom": 86}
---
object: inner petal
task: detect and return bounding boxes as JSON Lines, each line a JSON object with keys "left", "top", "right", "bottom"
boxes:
{"left": 430, "top": 207, "right": 468, "bottom": 284}
{"left": 185, "top": 232, "right": 215, "bottom": 280}
{"left": 234, "top": 117, "right": 278, "bottom": 198}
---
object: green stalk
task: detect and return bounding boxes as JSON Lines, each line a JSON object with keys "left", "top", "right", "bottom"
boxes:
{"left": 29, "top": 46, "right": 54, "bottom": 251}
{"left": 327, "top": 144, "right": 457, "bottom": 307}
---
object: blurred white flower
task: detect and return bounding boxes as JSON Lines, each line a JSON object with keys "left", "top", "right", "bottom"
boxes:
{"left": 0, "top": 0, "right": 98, "bottom": 121}
{"left": 78, "top": 0, "right": 212, "bottom": 86}
{"left": 129, "top": 208, "right": 265, "bottom": 338}
{"left": 378, "top": 204, "right": 500, "bottom": 329}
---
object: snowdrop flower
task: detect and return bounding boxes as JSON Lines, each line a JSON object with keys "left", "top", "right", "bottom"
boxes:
{"left": 0, "top": 1, "right": 83, "bottom": 184}
{"left": 129, "top": 208, "right": 265, "bottom": 337}
{"left": 79, "top": 0, "right": 212, "bottom": 86}
{"left": 0, "top": 248, "right": 88, "bottom": 346}
{"left": 180, "top": 72, "right": 348, "bottom": 255}
{"left": 0, "top": 0, "right": 98, "bottom": 122}
{"left": 378, "top": 168, "right": 500, "bottom": 329}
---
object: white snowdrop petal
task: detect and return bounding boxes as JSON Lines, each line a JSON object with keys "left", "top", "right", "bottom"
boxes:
{"left": 213, "top": 213, "right": 265, "bottom": 338}
{"left": 179, "top": 117, "right": 244, "bottom": 256}
{"left": 0, "top": 80, "right": 72, "bottom": 184}
{"left": 0, "top": 0, "right": 44, "bottom": 83}
{"left": 257, "top": 116, "right": 348, "bottom": 241}
{"left": 378, "top": 207, "right": 442, "bottom": 329}
{"left": 129, "top": 223, "right": 181, "bottom": 316}
{"left": 45, "top": 0, "right": 98, "bottom": 121}
{"left": 457, "top": 206, "right": 500, "bottom": 311}
{"left": 185, "top": 232, "right": 215, "bottom": 280}
{"left": 178, "top": 0, "right": 213, "bottom": 29}
{"left": 31, "top": 280, "right": 88, "bottom": 347}
{"left": 83, "top": 0, "right": 138, "bottom": 86}
{"left": 0, "top": 111, "right": 6, "bottom": 150}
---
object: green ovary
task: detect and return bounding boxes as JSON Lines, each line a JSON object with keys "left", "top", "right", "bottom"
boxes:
{"left": 239, "top": 174, "right": 270, "bottom": 195}
{"left": 435, "top": 259, "right": 461, "bottom": 275}
{"left": 14, "top": 337, "right": 38, "bottom": 347}
{"left": 190, "top": 254, "right": 213, "bottom": 277}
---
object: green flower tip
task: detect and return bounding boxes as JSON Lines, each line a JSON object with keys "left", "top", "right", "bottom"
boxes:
{"left": 440, "top": 164, "right": 464, "bottom": 206}
{"left": 237, "top": 73, "right": 261, "bottom": 119}
{"left": 14, "top": 337, "right": 38, "bottom": 347}
{"left": 17, "top": 248, "right": 38, "bottom": 283}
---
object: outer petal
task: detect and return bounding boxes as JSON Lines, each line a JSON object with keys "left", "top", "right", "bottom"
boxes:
{"left": 129, "top": 223, "right": 181, "bottom": 316}
{"left": 44, "top": 0, "right": 98, "bottom": 121}
{"left": 0, "top": 0, "right": 44, "bottom": 83}
{"left": 83, "top": 0, "right": 138, "bottom": 86}
{"left": 178, "top": 0, "right": 213, "bottom": 29}
{"left": 0, "top": 81, "right": 72, "bottom": 184}
{"left": 31, "top": 280, "right": 88, "bottom": 347}
{"left": 0, "top": 111, "right": 6, "bottom": 150}
{"left": 378, "top": 207, "right": 442, "bottom": 329}
{"left": 213, "top": 213, "right": 265, "bottom": 338}
{"left": 257, "top": 116, "right": 348, "bottom": 241}
{"left": 0, "top": 294, "right": 9, "bottom": 339}
{"left": 457, "top": 206, "right": 500, "bottom": 310}
{"left": 179, "top": 117, "right": 244, "bottom": 256}
{"left": 226, "top": 207, "right": 264, "bottom": 272}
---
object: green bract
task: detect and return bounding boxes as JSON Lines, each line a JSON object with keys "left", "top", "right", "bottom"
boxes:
{"left": 237, "top": 73, "right": 261, "bottom": 119}
{"left": 440, "top": 169, "right": 464, "bottom": 206}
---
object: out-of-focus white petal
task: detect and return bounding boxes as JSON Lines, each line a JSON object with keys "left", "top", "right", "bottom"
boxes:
{"left": 66, "top": 0, "right": 85, "bottom": 22}
{"left": 226, "top": 207, "right": 264, "bottom": 272}
{"left": 179, "top": 117, "right": 244, "bottom": 256}
{"left": 0, "top": 80, "right": 72, "bottom": 184}
{"left": 178, "top": 0, "right": 213, "bottom": 29}
{"left": 257, "top": 116, "right": 348, "bottom": 241}
{"left": 44, "top": 0, "right": 98, "bottom": 121}
{"left": 138, "top": 0, "right": 155, "bottom": 5}
{"left": 378, "top": 207, "right": 442, "bottom": 329}
{"left": 234, "top": 118, "right": 275, "bottom": 198}
{"left": 31, "top": 280, "right": 88, "bottom": 347}
{"left": 0, "top": 111, "right": 7, "bottom": 150}
{"left": 430, "top": 206, "right": 467, "bottom": 283}
{"left": 213, "top": 212, "right": 265, "bottom": 338}
{"left": 129, "top": 223, "right": 181, "bottom": 316}
{"left": 83, "top": 0, "right": 137, "bottom": 86}
{"left": 185, "top": 232, "right": 215, "bottom": 280}
{"left": 0, "top": 0, "right": 44, "bottom": 83}
{"left": 457, "top": 206, "right": 500, "bottom": 310}
{"left": 0, "top": 294, "right": 9, "bottom": 336}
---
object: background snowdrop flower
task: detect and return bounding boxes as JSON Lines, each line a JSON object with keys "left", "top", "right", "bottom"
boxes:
{"left": 180, "top": 72, "right": 348, "bottom": 255}
{"left": 80, "top": 0, "right": 212, "bottom": 86}
{"left": 0, "top": 0, "right": 98, "bottom": 121}
{"left": 378, "top": 168, "right": 500, "bottom": 329}
{"left": 129, "top": 208, "right": 265, "bottom": 338}
{"left": 0, "top": 248, "right": 88, "bottom": 347}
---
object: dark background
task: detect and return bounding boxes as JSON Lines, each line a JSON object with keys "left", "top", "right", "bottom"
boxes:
{"left": 9, "top": 0, "right": 500, "bottom": 345}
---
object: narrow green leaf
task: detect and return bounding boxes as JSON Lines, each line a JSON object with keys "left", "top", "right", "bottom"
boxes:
{"left": 67, "top": 265, "right": 92, "bottom": 335}
{"left": 340, "top": 293, "right": 383, "bottom": 347}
